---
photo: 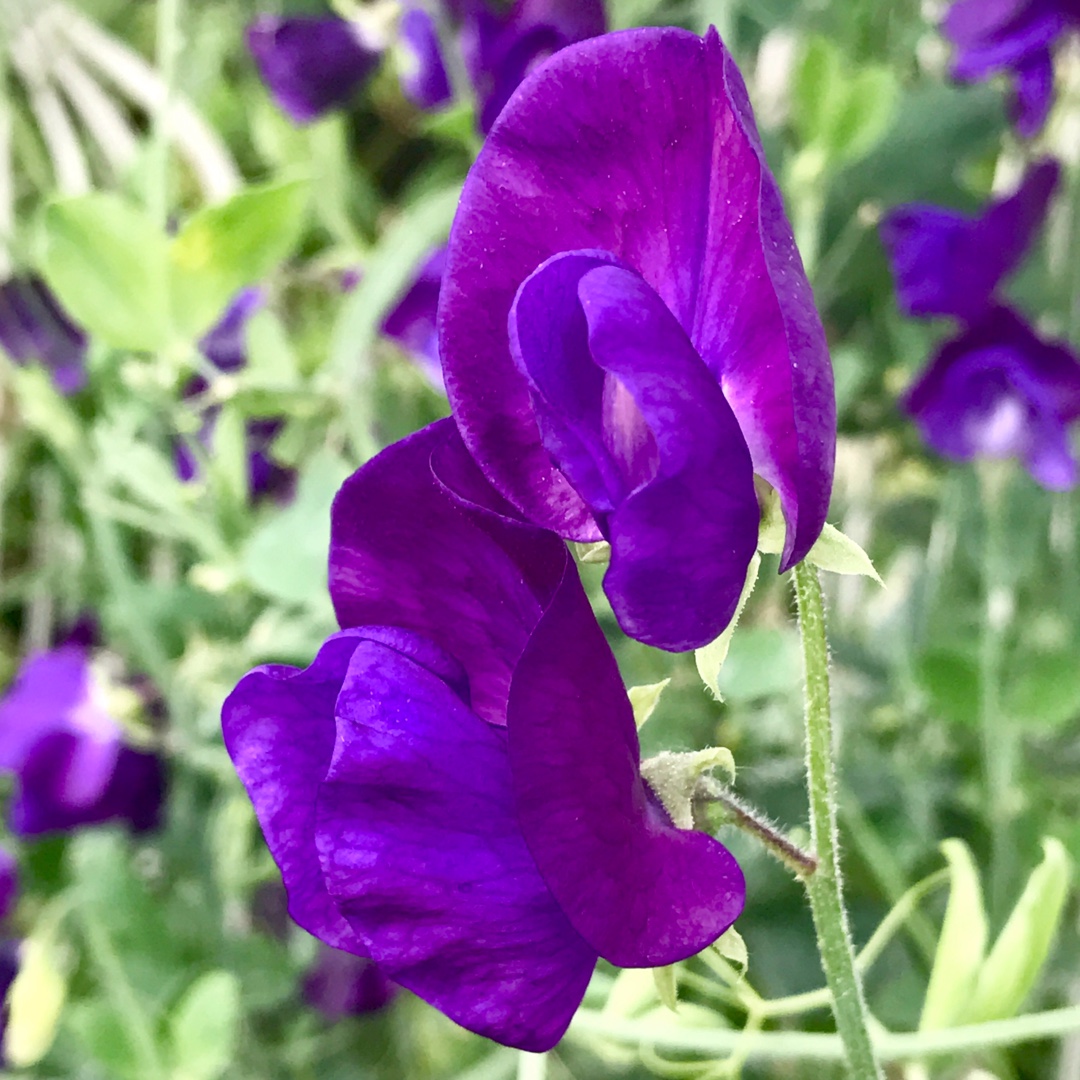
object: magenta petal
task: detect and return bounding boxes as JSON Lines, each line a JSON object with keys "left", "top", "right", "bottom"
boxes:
{"left": 508, "top": 564, "right": 745, "bottom": 968}
{"left": 315, "top": 637, "right": 596, "bottom": 1052}
{"left": 222, "top": 632, "right": 370, "bottom": 954}
{"left": 329, "top": 420, "right": 569, "bottom": 726}
{"left": 441, "top": 26, "right": 832, "bottom": 565}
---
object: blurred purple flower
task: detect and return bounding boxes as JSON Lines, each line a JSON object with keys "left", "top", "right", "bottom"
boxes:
{"left": 440, "top": 28, "right": 834, "bottom": 651}
{"left": 176, "top": 289, "right": 294, "bottom": 501}
{"left": 0, "top": 647, "right": 163, "bottom": 837}
{"left": 880, "top": 160, "right": 1060, "bottom": 322}
{"left": 0, "top": 848, "right": 16, "bottom": 925}
{"left": 0, "top": 276, "right": 87, "bottom": 394}
{"left": 400, "top": 0, "right": 606, "bottom": 131}
{"left": 904, "top": 305, "right": 1080, "bottom": 488}
{"left": 381, "top": 246, "right": 446, "bottom": 389}
{"left": 303, "top": 945, "right": 395, "bottom": 1019}
{"left": 223, "top": 419, "right": 744, "bottom": 1051}
{"left": 941, "top": 0, "right": 1080, "bottom": 135}
{"left": 248, "top": 15, "right": 383, "bottom": 125}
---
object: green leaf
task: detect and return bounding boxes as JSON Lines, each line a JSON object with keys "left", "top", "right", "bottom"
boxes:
{"left": 7, "top": 364, "right": 85, "bottom": 459}
{"left": 242, "top": 450, "right": 353, "bottom": 605}
{"left": 919, "top": 839, "right": 988, "bottom": 1031}
{"left": 714, "top": 626, "right": 800, "bottom": 703}
{"left": 1006, "top": 652, "right": 1080, "bottom": 731}
{"left": 168, "top": 971, "right": 241, "bottom": 1080}
{"left": 652, "top": 966, "right": 679, "bottom": 1013}
{"left": 966, "top": 838, "right": 1071, "bottom": 1024}
{"left": 917, "top": 649, "right": 980, "bottom": 727}
{"left": 826, "top": 66, "right": 899, "bottom": 164}
{"left": 170, "top": 178, "right": 309, "bottom": 339}
{"left": 791, "top": 36, "right": 844, "bottom": 147}
{"left": 694, "top": 552, "right": 761, "bottom": 700}
{"left": 40, "top": 193, "right": 171, "bottom": 351}
{"left": 713, "top": 926, "right": 749, "bottom": 977}
{"left": 68, "top": 1001, "right": 142, "bottom": 1080}
{"left": 628, "top": 679, "right": 670, "bottom": 730}
{"left": 806, "top": 524, "right": 882, "bottom": 582}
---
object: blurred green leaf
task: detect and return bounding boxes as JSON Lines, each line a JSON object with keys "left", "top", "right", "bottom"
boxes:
{"left": 827, "top": 66, "right": 899, "bottom": 165}
{"left": 242, "top": 450, "right": 352, "bottom": 605}
{"left": 695, "top": 553, "right": 761, "bottom": 700}
{"left": 920, "top": 839, "right": 987, "bottom": 1031}
{"left": 171, "top": 178, "right": 309, "bottom": 340}
{"left": 68, "top": 1000, "right": 142, "bottom": 1080}
{"left": 966, "top": 838, "right": 1071, "bottom": 1024}
{"left": 792, "top": 37, "right": 844, "bottom": 148}
{"left": 7, "top": 364, "right": 85, "bottom": 459}
{"left": 40, "top": 193, "right": 171, "bottom": 351}
{"left": 916, "top": 649, "right": 980, "bottom": 727}
{"left": 1006, "top": 652, "right": 1080, "bottom": 731}
{"left": 5, "top": 935, "right": 68, "bottom": 1067}
{"left": 168, "top": 971, "right": 241, "bottom": 1080}
{"left": 714, "top": 625, "right": 799, "bottom": 702}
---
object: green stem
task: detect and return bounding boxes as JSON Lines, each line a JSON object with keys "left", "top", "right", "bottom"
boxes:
{"left": 148, "top": 0, "right": 182, "bottom": 229}
{"left": 570, "top": 1003, "right": 1080, "bottom": 1063}
{"left": 793, "top": 560, "right": 883, "bottom": 1079}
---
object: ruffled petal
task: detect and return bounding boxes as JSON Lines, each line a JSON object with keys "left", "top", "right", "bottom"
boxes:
{"left": 943, "top": 0, "right": 1067, "bottom": 79}
{"left": 441, "top": 26, "right": 832, "bottom": 565}
{"left": 316, "top": 636, "right": 596, "bottom": 1052}
{"left": 398, "top": 6, "right": 453, "bottom": 110}
{"left": 329, "top": 419, "right": 569, "bottom": 726}
{"left": 1009, "top": 48, "right": 1056, "bottom": 136}
{"left": 880, "top": 160, "right": 1059, "bottom": 320}
{"left": 508, "top": 561, "right": 745, "bottom": 968}
{"left": 509, "top": 250, "right": 758, "bottom": 650}
{"left": 247, "top": 16, "right": 381, "bottom": 125}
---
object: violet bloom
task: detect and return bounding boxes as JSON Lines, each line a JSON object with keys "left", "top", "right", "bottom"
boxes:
{"left": 0, "top": 849, "right": 16, "bottom": 925}
{"left": 0, "top": 276, "right": 87, "bottom": 394}
{"left": 0, "top": 850, "right": 17, "bottom": 1064}
{"left": 879, "top": 161, "right": 1060, "bottom": 322}
{"left": 381, "top": 246, "right": 446, "bottom": 389}
{"left": 400, "top": 0, "right": 606, "bottom": 131}
{"left": 941, "top": 0, "right": 1080, "bottom": 136}
{"left": 303, "top": 945, "right": 395, "bottom": 1020}
{"left": 439, "top": 28, "right": 834, "bottom": 651}
{"left": 248, "top": 15, "right": 382, "bottom": 125}
{"left": 223, "top": 420, "right": 744, "bottom": 1051}
{"left": 0, "top": 647, "right": 163, "bottom": 836}
{"left": 904, "top": 306, "right": 1080, "bottom": 489}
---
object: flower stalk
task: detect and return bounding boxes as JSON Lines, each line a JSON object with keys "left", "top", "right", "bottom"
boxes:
{"left": 793, "top": 560, "right": 883, "bottom": 1080}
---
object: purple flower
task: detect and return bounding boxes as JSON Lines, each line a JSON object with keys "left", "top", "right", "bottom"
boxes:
{"left": 381, "top": 246, "right": 446, "bottom": 389}
{"left": 439, "top": 28, "right": 834, "bottom": 651}
{"left": 248, "top": 15, "right": 382, "bottom": 125}
{"left": 941, "top": 0, "right": 1080, "bottom": 136}
{"left": 400, "top": 0, "right": 606, "bottom": 131}
{"left": 0, "top": 647, "right": 163, "bottom": 837}
{"left": 904, "top": 305, "right": 1080, "bottom": 488}
{"left": 176, "top": 289, "right": 293, "bottom": 500}
{"left": 0, "top": 848, "right": 16, "bottom": 925}
{"left": 223, "top": 419, "right": 744, "bottom": 1051}
{"left": 303, "top": 945, "right": 395, "bottom": 1019}
{"left": 880, "top": 161, "right": 1060, "bottom": 322}
{"left": 0, "top": 276, "right": 87, "bottom": 394}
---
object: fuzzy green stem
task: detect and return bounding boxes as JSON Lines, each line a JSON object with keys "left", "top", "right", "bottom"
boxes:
{"left": 793, "top": 560, "right": 883, "bottom": 1080}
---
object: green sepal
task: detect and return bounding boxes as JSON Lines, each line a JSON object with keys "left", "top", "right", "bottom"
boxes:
{"left": 628, "top": 679, "right": 670, "bottom": 730}
{"left": 652, "top": 965, "right": 679, "bottom": 1013}
{"left": 639, "top": 748, "right": 736, "bottom": 830}
{"left": 694, "top": 552, "right": 761, "bottom": 699}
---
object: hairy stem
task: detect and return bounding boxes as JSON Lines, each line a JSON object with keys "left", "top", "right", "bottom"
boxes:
{"left": 793, "top": 560, "right": 883, "bottom": 1079}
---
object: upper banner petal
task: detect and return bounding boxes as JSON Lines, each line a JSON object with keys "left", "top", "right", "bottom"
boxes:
{"left": 440, "top": 26, "right": 833, "bottom": 563}
{"left": 316, "top": 637, "right": 596, "bottom": 1052}
{"left": 508, "top": 563, "right": 745, "bottom": 968}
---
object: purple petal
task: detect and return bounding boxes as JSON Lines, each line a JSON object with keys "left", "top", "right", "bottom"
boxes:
{"left": 509, "top": 250, "right": 759, "bottom": 650}
{"left": 508, "top": 560, "right": 745, "bottom": 967}
{"left": 943, "top": 0, "right": 1069, "bottom": 80}
{"left": 1009, "top": 48, "right": 1056, "bottom": 136}
{"left": 329, "top": 419, "right": 569, "bottom": 726}
{"left": 0, "top": 276, "right": 87, "bottom": 394}
{"left": 0, "top": 849, "right": 17, "bottom": 924}
{"left": 315, "top": 635, "right": 596, "bottom": 1052}
{"left": 303, "top": 946, "right": 396, "bottom": 1018}
{"left": 511, "top": 0, "right": 606, "bottom": 43}
{"left": 223, "top": 631, "right": 382, "bottom": 954}
{"left": 904, "top": 306, "right": 1080, "bottom": 489}
{"left": 381, "top": 247, "right": 446, "bottom": 390}
{"left": 398, "top": 6, "right": 453, "bottom": 109}
{"left": 880, "top": 160, "right": 1060, "bottom": 320}
{"left": 440, "top": 27, "right": 832, "bottom": 567}
{"left": 199, "top": 287, "right": 264, "bottom": 373}
{"left": 247, "top": 16, "right": 381, "bottom": 125}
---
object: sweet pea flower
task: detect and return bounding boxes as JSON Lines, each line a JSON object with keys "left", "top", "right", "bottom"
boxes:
{"left": 0, "top": 647, "right": 163, "bottom": 836}
{"left": 223, "top": 419, "right": 745, "bottom": 1051}
{"left": 303, "top": 946, "right": 396, "bottom": 1019}
{"left": 904, "top": 305, "right": 1080, "bottom": 489}
{"left": 399, "top": 0, "right": 606, "bottom": 131}
{"left": 176, "top": 289, "right": 294, "bottom": 500}
{"left": 0, "top": 849, "right": 17, "bottom": 1065}
{"left": 381, "top": 246, "right": 446, "bottom": 389}
{"left": 0, "top": 276, "right": 87, "bottom": 394}
{"left": 879, "top": 160, "right": 1060, "bottom": 322}
{"left": 439, "top": 27, "right": 834, "bottom": 651}
{"left": 941, "top": 0, "right": 1080, "bottom": 136}
{"left": 0, "top": 849, "right": 16, "bottom": 925}
{"left": 247, "top": 15, "right": 383, "bottom": 125}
